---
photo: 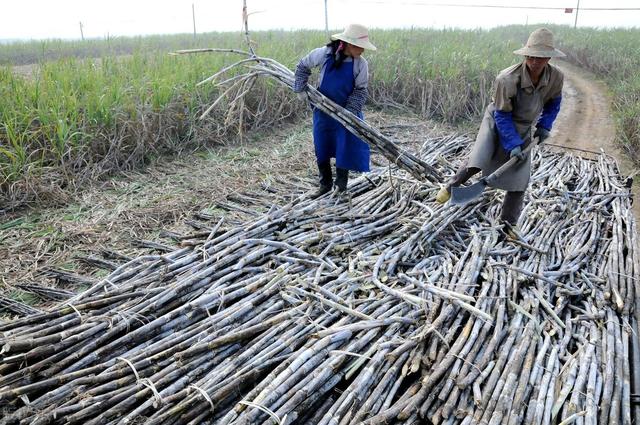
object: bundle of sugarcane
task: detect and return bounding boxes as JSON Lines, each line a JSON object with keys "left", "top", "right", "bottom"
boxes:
{"left": 0, "top": 134, "right": 636, "bottom": 424}
{"left": 172, "top": 48, "right": 441, "bottom": 183}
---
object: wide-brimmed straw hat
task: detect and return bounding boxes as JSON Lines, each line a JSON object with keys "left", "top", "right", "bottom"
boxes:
{"left": 513, "top": 28, "right": 565, "bottom": 58}
{"left": 331, "top": 24, "right": 377, "bottom": 51}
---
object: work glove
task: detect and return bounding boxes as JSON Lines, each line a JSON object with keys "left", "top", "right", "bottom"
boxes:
{"left": 534, "top": 127, "right": 551, "bottom": 144}
{"left": 435, "top": 186, "right": 451, "bottom": 204}
{"left": 296, "top": 90, "right": 309, "bottom": 102}
{"left": 510, "top": 146, "right": 525, "bottom": 162}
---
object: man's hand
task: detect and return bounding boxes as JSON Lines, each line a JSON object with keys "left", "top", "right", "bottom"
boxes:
{"left": 510, "top": 146, "right": 525, "bottom": 162}
{"left": 296, "top": 90, "right": 309, "bottom": 102}
{"left": 534, "top": 127, "right": 551, "bottom": 144}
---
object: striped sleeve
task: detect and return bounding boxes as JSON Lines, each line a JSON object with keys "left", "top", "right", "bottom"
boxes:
{"left": 345, "top": 57, "right": 369, "bottom": 115}
{"left": 346, "top": 87, "right": 368, "bottom": 115}
{"left": 293, "top": 47, "right": 328, "bottom": 93}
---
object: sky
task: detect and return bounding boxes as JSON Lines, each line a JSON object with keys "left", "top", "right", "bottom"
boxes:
{"left": 0, "top": 0, "right": 638, "bottom": 41}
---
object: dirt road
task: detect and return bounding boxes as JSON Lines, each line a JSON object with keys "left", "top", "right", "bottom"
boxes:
{"left": 552, "top": 60, "right": 616, "bottom": 154}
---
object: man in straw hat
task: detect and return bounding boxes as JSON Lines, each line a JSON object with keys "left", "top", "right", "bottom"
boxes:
{"left": 435, "top": 27, "right": 565, "bottom": 236}
{"left": 293, "top": 24, "right": 376, "bottom": 198}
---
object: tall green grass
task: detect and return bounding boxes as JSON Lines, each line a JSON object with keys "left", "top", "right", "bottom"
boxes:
{"left": 0, "top": 28, "right": 515, "bottom": 209}
{"left": 1, "top": 26, "right": 639, "bottom": 209}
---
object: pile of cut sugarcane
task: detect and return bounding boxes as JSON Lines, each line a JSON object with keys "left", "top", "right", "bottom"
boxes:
{"left": 0, "top": 134, "right": 637, "bottom": 424}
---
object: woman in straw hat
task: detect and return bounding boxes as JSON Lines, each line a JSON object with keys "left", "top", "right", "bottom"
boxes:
{"left": 435, "top": 27, "right": 565, "bottom": 236}
{"left": 293, "top": 24, "right": 376, "bottom": 197}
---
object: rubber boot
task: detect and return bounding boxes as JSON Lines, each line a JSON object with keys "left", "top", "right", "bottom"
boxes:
{"left": 314, "top": 161, "right": 332, "bottom": 197}
{"left": 500, "top": 191, "right": 525, "bottom": 240}
{"left": 335, "top": 168, "right": 349, "bottom": 192}
{"left": 500, "top": 191, "right": 525, "bottom": 226}
{"left": 501, "top": 221, "right": 520, "bottom": 240}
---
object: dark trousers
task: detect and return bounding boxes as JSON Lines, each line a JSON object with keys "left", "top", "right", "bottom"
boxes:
{"left": 318, "top": 161, "right": 348, "bottom": 191}
{"left": 447, "top": 164, "right": 524, "bottom": 225}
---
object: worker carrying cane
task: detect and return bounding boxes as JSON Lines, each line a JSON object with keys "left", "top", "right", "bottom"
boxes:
{"left": 293, "top": 24, "right": 376, "bottom": 198}
{"left": 436, "top": 28, "right": 565, "bottom": 236}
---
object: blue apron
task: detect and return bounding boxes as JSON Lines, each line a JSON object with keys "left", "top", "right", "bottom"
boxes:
{"left": 312, "top": 55, "right": 370, "bottom": 172}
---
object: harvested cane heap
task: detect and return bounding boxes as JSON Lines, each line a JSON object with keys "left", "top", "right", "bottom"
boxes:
{"left": 0, "top": 129, "right": 636, "bottom": 424}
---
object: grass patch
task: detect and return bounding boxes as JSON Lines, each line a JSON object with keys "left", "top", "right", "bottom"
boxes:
{"left": 7, "top": 289, "right": 40, "bottom": 306}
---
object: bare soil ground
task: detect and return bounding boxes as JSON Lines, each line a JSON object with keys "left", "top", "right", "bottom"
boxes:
{"left": 552, "top": 60, "right": 616, "bottom": 154}
{"left": 11, "top": 63, "right": 37, "bottom": 79}
{"left": 0, "top": 61, "right": 628, "bottom": 309}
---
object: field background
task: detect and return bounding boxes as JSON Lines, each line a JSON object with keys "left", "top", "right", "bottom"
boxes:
{"left": 0, "top": 25, "right": 639, "bottom": 210}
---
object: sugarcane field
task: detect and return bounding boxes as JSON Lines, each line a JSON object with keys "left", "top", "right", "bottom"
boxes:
{"left": 2, "top": 2, "right": 640, "bottom": 424}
